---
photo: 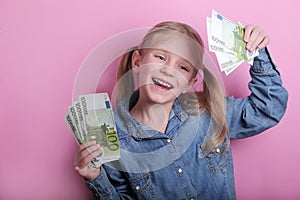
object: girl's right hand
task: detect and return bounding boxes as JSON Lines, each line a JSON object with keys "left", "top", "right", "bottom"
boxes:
{"left": 74, "top": 140, "right": 102, "bottom": 180}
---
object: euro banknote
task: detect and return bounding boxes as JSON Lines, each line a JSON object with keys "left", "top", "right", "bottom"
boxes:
{"left": 207, "top": 10, "right": 259, "bottom": 75}
{"left": 65, "top": 93, "right": 120, "bottom": 169}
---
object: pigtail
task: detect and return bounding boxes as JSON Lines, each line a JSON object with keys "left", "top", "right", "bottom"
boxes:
{"left": 179, "top": 67, "right": 228, "bottom": 155}
{"left": 200, "top": 67, "right": 228, "bottom": 155}
{"left": 115, "top": 46, "right": 138, "bottom": 102}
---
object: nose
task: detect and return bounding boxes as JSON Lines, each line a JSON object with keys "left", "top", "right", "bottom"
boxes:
{"left": 159, "top": 58, "right": 178, "bottom": 77}
{"left": 159, "top": 64, "right": 175, "bottom": 77}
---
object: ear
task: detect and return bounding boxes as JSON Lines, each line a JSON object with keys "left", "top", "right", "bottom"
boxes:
{"left": 131, "top": 50, "right": 141, "bottom": 71}
{"left": 189, "top": 77, "right": 197, "bottom": 85}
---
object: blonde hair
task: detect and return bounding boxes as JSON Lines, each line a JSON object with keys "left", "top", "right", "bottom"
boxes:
{"left": 116, "top": 21, "right": 228, "bottom": 155}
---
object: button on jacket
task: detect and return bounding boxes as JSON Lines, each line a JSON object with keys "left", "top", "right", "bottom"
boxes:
{"left": 85, "top": 48, "right": 288, "bottom": 200}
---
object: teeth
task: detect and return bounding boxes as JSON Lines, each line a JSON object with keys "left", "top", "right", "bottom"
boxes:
{"left": 153, "top": 78, "right": 173, "bottom": 89}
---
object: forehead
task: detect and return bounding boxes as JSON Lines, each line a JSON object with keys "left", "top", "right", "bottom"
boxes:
{"left": 140, "top": 29, "right": 203, "bottom": 68}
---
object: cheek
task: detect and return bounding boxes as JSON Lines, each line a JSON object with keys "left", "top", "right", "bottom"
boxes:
{"left": 139, "top": 63, "right": 161, "bottom": 74}
{"left": 136, "top": 64, "right": 158, "bottom": 83}
{"left": 176, "top": 74, "right": 191, "bottom": 88}
{"left": 178, "top": 70, "right": 194, "bottom": 82}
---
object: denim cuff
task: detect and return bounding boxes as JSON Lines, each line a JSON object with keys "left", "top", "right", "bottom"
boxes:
{"left": 84, "top": 166, "right": 113, "bottom": 199}
{"left": 251, "top": 47, "right": 280, "bottom": 74}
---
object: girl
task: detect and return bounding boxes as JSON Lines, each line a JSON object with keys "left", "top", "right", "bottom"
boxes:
{"left": 74, "top": 21, "right": 288, "bottom": 199}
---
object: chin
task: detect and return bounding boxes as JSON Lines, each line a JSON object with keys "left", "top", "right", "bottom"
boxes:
{"left": 145, "top": 86, "right": 178, "bottom": 105}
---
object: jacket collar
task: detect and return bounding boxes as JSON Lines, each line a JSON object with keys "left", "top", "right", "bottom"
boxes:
{"left": 114, "top": 91, "right": 188, "bottom": 139}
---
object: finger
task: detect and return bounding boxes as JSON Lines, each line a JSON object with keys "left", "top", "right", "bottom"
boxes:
{"left": 78, "top": 151, "right": 102, "bottom": 169}
{"left": 249, "top": 32, "right": 268, "bottom": 51}
{"left": 80, "top": 143, "right": 101, "bottom": 159}
{"left": 74, "top": 166, "right": 81, "bottom": 172}
{"left": 246, "top": 31, "right": 264, "bottom": 51}
{"left": 244, "top": 24, "right": 255, "bottom": 42}
{"left": 74, "top": 165, "right": 87, "bottom": 177}
{"left": 77, "top": 147, "right": 103, "bottom": 169}
{"left": 246, "top": 27, "right": 267, "bottom": 51}
{"left": 78, "top": 140, "right": 97, "bottom": 152}
{"left": 74, "top": 143, "right": 101, "bottom": 166}
{"left": 74, "top": 141, "right": 98, "bottom": 166}
{"left": 257, "top": 34, "right": 270, "bottom": 49}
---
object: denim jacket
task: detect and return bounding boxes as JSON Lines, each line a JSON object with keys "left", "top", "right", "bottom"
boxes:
{"left": 85, "top": 48, "right": 288, "bottom": 200}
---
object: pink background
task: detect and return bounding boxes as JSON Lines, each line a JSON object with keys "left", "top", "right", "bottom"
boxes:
{"left": 1, "top": 0, "right": 299, "bottom": 199}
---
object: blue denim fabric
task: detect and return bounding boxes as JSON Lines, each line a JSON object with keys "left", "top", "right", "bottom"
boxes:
{"left": 85, "top": 48, "right": 288, "bottom": 200}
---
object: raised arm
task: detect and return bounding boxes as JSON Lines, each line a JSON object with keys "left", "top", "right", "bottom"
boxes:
{"left": 226, "top": 25, "right": 288, "bottom": 139}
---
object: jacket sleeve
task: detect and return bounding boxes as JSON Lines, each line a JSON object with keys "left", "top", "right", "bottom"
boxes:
{"left": 84, "top": 164, "right": 133, "bottom": 200}
{"left": 226, "top": 47, "right": 288, "bottom": 139}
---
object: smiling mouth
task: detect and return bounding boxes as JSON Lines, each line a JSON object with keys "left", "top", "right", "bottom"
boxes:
{"left": 152, "top": 78, "right": 174, "bottom": 90}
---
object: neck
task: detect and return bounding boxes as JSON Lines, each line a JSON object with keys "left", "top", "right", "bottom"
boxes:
{"left": 130, "top": 99, "right": 173, "bottom": 133}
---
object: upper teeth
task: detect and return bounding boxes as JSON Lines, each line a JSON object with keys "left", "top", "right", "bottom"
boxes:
{"left": 153, "top": 78, "right": 173, "bottom": 89}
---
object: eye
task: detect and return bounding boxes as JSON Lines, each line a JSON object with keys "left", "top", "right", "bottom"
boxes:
{"left": 154, "top": 55, "right": 166, "bottom": 61}
{"left": 179, "top": 65, "right": 189, "bottom": 72}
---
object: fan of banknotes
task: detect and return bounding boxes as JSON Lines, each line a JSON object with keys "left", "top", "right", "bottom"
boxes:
{"left": 206, "top": 10, "right": 259, "bottom": 75}
{"left": 65, "top": 93, "right": 120, "bottom": 168}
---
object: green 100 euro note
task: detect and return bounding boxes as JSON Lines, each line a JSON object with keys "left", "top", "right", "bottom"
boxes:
{"left": 207, "top": 10, "right": 259, "bottom": 75}
{"left": 207, "top": 17, "right": 242, "bottom": 75}
{"left": 65, "top": 93, "right": 120, "bottom": 169}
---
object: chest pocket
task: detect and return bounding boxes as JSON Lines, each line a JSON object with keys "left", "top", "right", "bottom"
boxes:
{"left": 126, "top": 172, "right": 157, "bottom": 200}
{"left": 198, "top": 142, "right": 229, "bottom": 174}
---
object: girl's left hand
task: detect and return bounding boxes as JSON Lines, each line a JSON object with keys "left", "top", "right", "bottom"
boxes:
{"left": 244, "top": 25, "right": 270, "bottom": 52}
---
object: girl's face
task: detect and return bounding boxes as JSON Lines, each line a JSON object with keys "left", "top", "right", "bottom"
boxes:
{"left": 132, "top": 48, "right": 197, "bottom": 105}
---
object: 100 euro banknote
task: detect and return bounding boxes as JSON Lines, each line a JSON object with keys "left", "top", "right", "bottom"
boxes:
{"left": 65, "top": 93, "right": 120, "bottom": 168}
{"left": 207, "top": 17, "right": 242, "bottom": 75}
{"left": 210, "top": 10, "right": 258, "bottom": 62}
{"left": 207, "top": 10, "right": 260, "bottom": 75}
